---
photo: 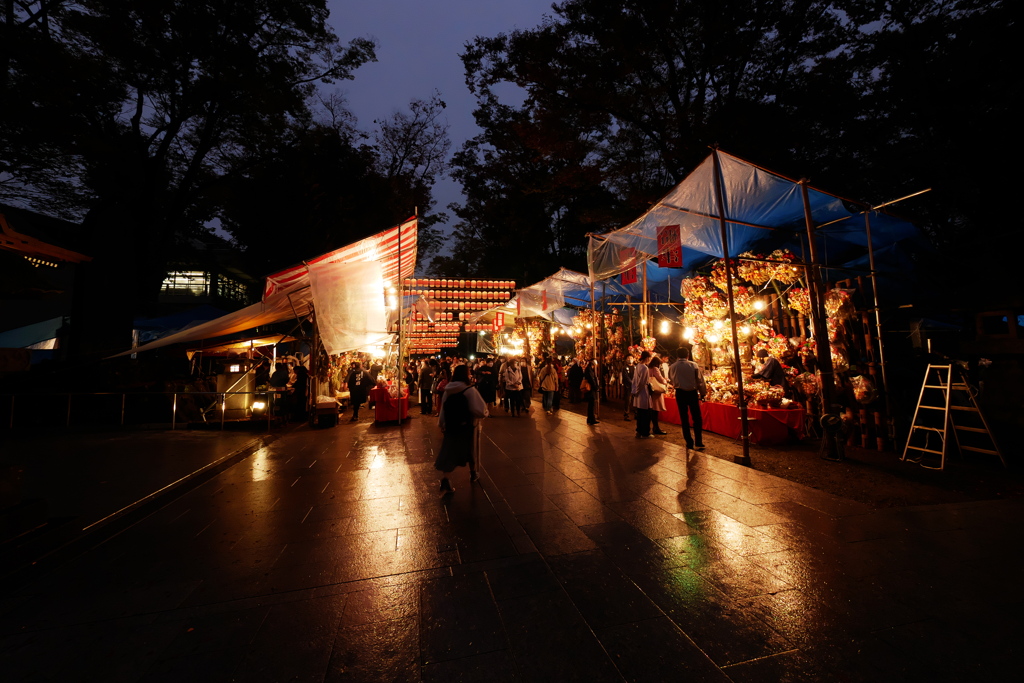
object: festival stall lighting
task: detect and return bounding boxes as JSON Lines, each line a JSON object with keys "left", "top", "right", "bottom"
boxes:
{"left": 659, "top": 320, "right": 670, "bottom": 334}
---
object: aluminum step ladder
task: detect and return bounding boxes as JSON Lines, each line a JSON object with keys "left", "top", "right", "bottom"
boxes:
{"left": 902, "top": 364, "right": 1006, "bottom": 471}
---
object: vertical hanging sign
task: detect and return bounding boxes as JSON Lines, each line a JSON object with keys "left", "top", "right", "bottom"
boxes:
{"left": 620, "top": 248, "right": 638, "bottom": 285}
{"left": 493, "top": 312, "right": 505, "bottom": 332}
{"left": 656, "top": 225, "right": 683, "bottom": 267}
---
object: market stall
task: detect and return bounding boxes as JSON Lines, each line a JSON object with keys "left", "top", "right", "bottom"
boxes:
{"left": 586, "top": 149, "right": 924, "bottom": 458}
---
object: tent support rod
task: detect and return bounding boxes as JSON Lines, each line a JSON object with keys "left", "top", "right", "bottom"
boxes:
{"left": 652, "top": 201, "right": 786, "bottom": 233}
{"left": 712, "top": 148, "right": 751, "bottom": 467}
{"left": 801, "top": 179, "right": 840, "bottom": 461}
{"left": 865, "top": 212, "right": 894, "bottom": 442}
{"left": 591, "top": 279, "right": 599, "bottom": 418}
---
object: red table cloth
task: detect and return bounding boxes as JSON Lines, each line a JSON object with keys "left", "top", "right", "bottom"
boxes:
{"left": 370, "top": 387, "right": 409, "bottom": 423}
{"left": 659, "top": 396, "right": 804, "bottom": 446}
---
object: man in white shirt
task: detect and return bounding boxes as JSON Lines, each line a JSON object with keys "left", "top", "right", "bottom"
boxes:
{"left": 668, "top": 346, "right": 706, "bottom": 450}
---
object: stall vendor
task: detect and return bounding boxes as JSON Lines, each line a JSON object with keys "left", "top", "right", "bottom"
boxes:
{"left": 753, "top": 348, "right": 787, "bottom": 387}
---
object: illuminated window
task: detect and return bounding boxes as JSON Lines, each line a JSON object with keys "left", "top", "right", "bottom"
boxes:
{"left": 24, "top": 256, "right": 58, "bottom": 268}
{"left": 162, "top": 270, "right": 210, "bottom": 296}
{"left": 217, "top": 275, "right": 248, "bottom": 302}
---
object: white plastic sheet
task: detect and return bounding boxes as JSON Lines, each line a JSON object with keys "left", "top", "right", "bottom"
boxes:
{"left": 308, "top": 260, "right": 390, "bottom": 355}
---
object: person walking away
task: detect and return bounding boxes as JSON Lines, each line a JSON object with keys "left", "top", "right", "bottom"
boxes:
{"left": 501, "top": 358, "right": 524, "bottom": 416}
{"left": 668, "top": 346, "right": 707, "bottom": 449}
{"left": 419, "top": 360, "right": 436, "bottom": 414}
{"left": 520, "top": 357, "right": 534, "bottom": 414}
{"left": 537, "top": 358, "right": 559, "bottom": 414}
{"left": 622, "top": 358, "right": 636, "bottom": 420}
{"left": 290, "top": 364, "right": 310, "bottom": 422}
{"left": 346, "top": 362, "right": 373, "bottom": 421}
{"left": 568, "top": 360, "right": 584, "bottom": 403}
{"left": 648, "top": 356, "right": 670, "bottom": 435}
{"left": 435, "top": 364, "right": 489, "bottom": 493}
{"left": 583, "top": 359, "right": 600, "bottom": 425}
{"left": 631, "top": 351, "right": 653, "bottom": 437}
{"left": 432, "top": 364, "right": 451, "bottom": 415}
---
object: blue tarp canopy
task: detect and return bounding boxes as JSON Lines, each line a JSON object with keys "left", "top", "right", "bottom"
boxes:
{"left": 588, "top": 150, "right": 924, "bottom": 303}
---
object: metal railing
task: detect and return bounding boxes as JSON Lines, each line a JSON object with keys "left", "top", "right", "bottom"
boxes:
{"left": 0, "top": 391, "right": 288, "bottom": 431}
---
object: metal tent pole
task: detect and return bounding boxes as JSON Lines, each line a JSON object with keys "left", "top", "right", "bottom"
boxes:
{"left": 712, "top": 149, "right": 751, "bottom": 466}
{"left": 865, "top": 212, "right": 894, "bottom": 444}
{"left": 800, "top": 180, "right": 840, "bottom": 460}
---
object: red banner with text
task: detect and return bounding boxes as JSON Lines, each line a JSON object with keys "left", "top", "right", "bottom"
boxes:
{"left": 620, "top": 248, "right": 637, "bottom": 285}
{"left": 656, "top": 225, "right": 683, "bottom": 268}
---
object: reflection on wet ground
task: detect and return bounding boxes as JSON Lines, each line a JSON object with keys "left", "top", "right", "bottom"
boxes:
{"left": 2, "top": 404, "right": 1021, "bottom": 681}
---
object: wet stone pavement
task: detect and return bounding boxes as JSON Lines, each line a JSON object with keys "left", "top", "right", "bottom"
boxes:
{"left": 1, "top": 404, "right": 1021, "bottom": 681}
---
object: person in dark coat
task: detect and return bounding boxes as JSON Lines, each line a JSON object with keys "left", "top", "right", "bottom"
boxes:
{"left": 419, "top": 359, "right": 436, "bottom": 414}
{"left": 567, "top": 360, "right": 584, "bottom": 403}
{"left": 753, "top": 348, "right": 787, "bottom": 386}
{"left": 434, "top": 364, "right": 488, "bottom": 493}
{"left": 346, "top": 362, "right": 373, "bottom": 421}
{"left": 583, "top": 359, "right": 600, "bottom": 425}
{"left": 476, "top": 358, "right": 497, "bottom": 405}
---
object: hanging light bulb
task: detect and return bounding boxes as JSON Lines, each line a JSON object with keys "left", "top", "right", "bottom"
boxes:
{"left": 713, "top": 319, "right": 725, "bottom": 330}
{"left": 740, "top": 325, "right": 752, "bottom": 336}
{"left": 683, "top": 327, "right": 695, "bottom": 340}
{"left": 707, "top": 334, "right": 721, "bottom": 344}
{"left": 753, "top": 299, "right": 766, "bottom": 311}
{"left": 659, "top": 319, "right": 670, "bottom": 334}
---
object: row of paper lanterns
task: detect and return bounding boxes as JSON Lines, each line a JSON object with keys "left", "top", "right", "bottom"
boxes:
{"left": 404, "top": 279, "right": 514, "bottom": 290}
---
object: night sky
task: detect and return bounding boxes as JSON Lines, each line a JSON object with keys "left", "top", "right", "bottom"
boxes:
{"left": 327, "top": 0, "right": 554, "bottom": 219}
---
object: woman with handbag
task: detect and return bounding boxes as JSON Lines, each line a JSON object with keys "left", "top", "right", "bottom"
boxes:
{"left": 648, "top": 356, "right": 670, "bottom": 435}
{"left": 537, "top": 358, "right": 560, "bottom": 414}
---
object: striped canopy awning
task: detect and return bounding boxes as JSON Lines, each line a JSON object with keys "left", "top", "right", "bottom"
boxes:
{"left": 263, "top": 217, "right": 417, "bottom": 299}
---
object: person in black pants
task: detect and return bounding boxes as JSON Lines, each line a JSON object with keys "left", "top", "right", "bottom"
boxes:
{"left": 584, "top": 360, "right": 600, "bottom": 425}
{"left": 668, "top": 346, "right": 707, "bottom": 449}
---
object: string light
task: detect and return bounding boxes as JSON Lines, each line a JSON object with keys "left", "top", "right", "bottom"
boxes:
{"left": 659, "top": 320, "right": 670, "bottom": 334}
{"left": 713, "top": 319, "right": 725, "bottom": 330}
{"left": 753, "top": 299, "right": 766, "bottom": 311}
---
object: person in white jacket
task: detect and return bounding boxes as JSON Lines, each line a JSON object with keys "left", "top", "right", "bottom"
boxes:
{"left": 435, "top": 364, "right": 489, "bottom": 493}
{"left": 630, "top": 351, "right": 653, "bottom": 438}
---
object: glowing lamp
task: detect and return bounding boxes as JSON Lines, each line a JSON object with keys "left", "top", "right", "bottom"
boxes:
{"left": 713, "top": 320, "right": 724, "bottom": 330}
{"left": 252, "top": 401, "right": 266, "bottom": 411}
{"left": 659, "top": 320, "right": 670, "bottom": 334}
{"left": 683, "top": 327, "right": 695, "bottom": 340}
{"left": 753, "top": 299, "right": 766, "bottom": 311}
{"left": 228, "top": 364, "right": 241, "bottom": 373}
{"left": 707, "top": 334, "right": 721, "bottom": 343}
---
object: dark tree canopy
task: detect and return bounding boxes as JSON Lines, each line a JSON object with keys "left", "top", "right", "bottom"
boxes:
{"left": 2, "top": 1, "right": 450, "bottom": 357}
{"left": 445, "top": 0, "right": 1018, "bottom": 298}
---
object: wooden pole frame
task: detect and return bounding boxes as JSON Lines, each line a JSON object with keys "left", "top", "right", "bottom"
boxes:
{"left": 800, "top": 180, "right": 840, "bottom": 460}
{"left": 711, "top": 149, "right": 751, "bottom": 467}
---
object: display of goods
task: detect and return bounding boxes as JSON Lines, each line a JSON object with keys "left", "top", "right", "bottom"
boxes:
{"left": 766, "top": 334, "right": 791, "bottom": 358}
{"left": 798, "top": 339, "right": 816, "bottom": 366}
{"left": 710, "top": 260, "right": 739, "bottom": 291}
{"left": 768, "top": 249, "right": 802, "bottom": 284}
{"left": 787, "top": 287, "right": 811, "bottom": 315}
{"left": 830, "top": 343, "right": 849, "bottom": 373}
{"left": 850, "top": 375, "right": 877, "bottom": 404}
{"left": 732, "top": 286, "right": 757, "bottom": 316}
{"left": 641, "top": 336, "right": 656, "bottom": 351}
{"left": 794, "top": 372, "right": 819, "bottom": 398}
{"left": 680, "top": 275, "right": 714, "bottom": 301}
{"left": 827, "top": 317, "right": 840, "bottom": 342}
{"left": 825, "top": 288, "right": 855, "bottom": 320}
{"left": 627, "top": 344, "right": 644, "bottom": 360}
{"left": 737, "top": 252, "right": 774, "bottom": 285}
{"left": 752, "top": 321, "right": 775, "bottom": 341}
{"left": 701, "top": 292, "right": 728, "bottom": 318}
